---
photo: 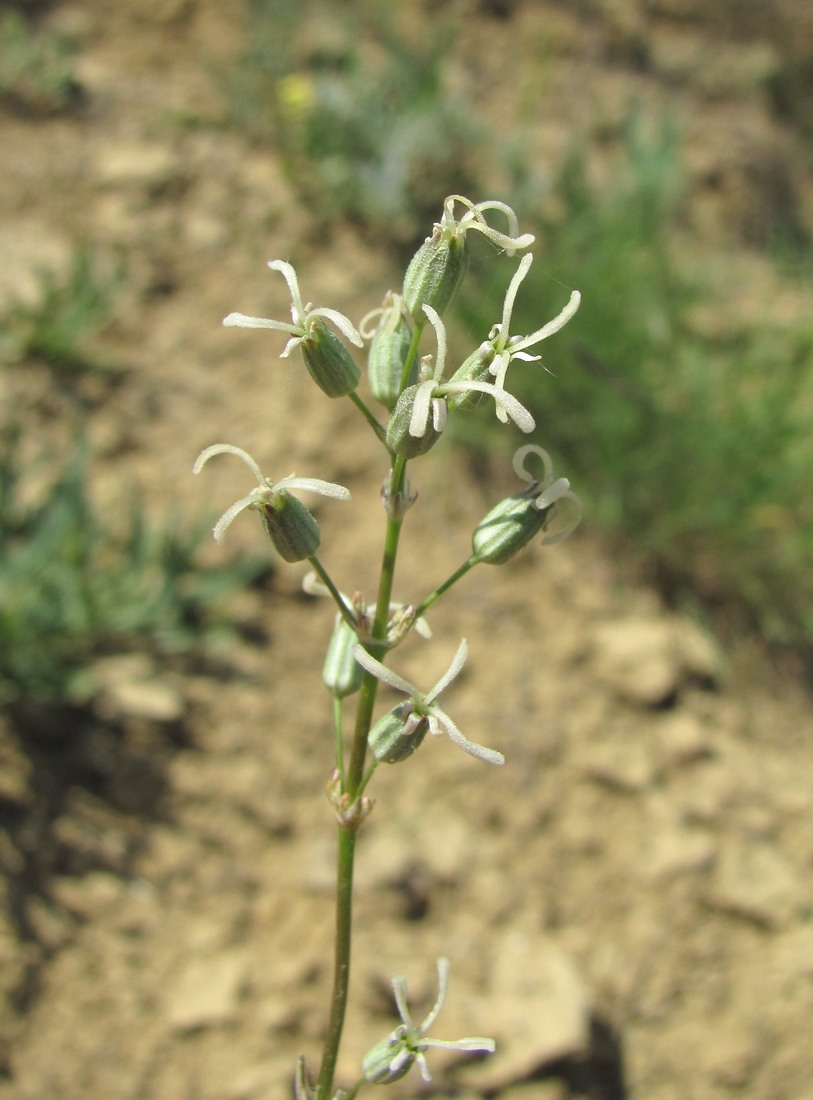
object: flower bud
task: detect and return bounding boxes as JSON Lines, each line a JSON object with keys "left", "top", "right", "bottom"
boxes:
{"left": 471, "top": 486, "right": 550, "bottom": 565}
{"left": 363, "top": 1036, "right": 414, "bottom": 1084}
{"left": 367, "top": 295, "right": 414, "bottom": 410}
{"left": 322, "top": 618, "right": 363, "bottom": 697}
{"left": 368, "top": 703, "right": 428, "bottom": 764}
{"left": 257, "top": 490, "right": 321, "bottom": 562}
{"left": 445, "top": 341, "right": 495, "bottom": 412}
{"left": 299, "top": 318, "right": 360, "bottom": 397}
{"left": 385, "top": 384, "right": 444, "bottom": 458}
{"left": 402, "top": 227, "right": 469, "bottom": 323}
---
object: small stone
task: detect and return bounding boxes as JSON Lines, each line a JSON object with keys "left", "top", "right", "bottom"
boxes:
{"left": 165, "top": 949, "right": 249, "bottom": 1032}
{"left": 468, "top": 933, "right": 589, "bottom": 1089}
{"left": 581, "top": 737, "right": 656, "bottom": 792}
{"left": 705, "top": 841, "right": 803, "bottom": 929}
{"left": 591, "top": 614, "right": 718, "bottom": 707}
{"left": 654, "top": 712, "right": 713, "bottom": 772}
{"left": 643, "top": 823, "right": 716, "bottom": 881}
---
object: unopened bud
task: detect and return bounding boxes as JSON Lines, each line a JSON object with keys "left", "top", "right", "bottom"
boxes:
{"left": 471, "top": 486, "right": 550, "bottom": 565}
{"left": 257, "top": 490, "right": 321, "bottom": 562}
{"left": 386, "top": 384, "right": 444, "bottom": 458}
{"left": 368, "top": 703, "right": 428, "bottom": 764}
{"left": 445, "top": 340, "right": 495, "bottom": 412}
{"left": 402, "top": 227, "right": 469, "bottom": 323}
{"left": 367, "top": 294, "right": 414, "bottom": 410}
{"left": 322, "top": 618, "right": 363, "bottom": 697}
{"left": 299, "top": 318, "right": 360, "bottom": 397}
{"left": 363, "top": 1036, "right": 414, "bottom": 1085}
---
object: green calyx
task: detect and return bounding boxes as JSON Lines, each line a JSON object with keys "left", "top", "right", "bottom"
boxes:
{"left": 258, "top": 490, "right": 321, "bottom": 562}
{"left": 402, "top": 228, "right": 469, "bottom": 323}
{"left": 299, "top": 319, "right": 361, "bottom": 397}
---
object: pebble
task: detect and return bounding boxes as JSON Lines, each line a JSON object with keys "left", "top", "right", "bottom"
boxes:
{"left": 467, "top": 932, "right": 589, "bottom": 1089}
{"left": 590, "top": 614, "right": 718, "bottom": 707}
{"left": 165, "top": 949, "right": 249, "bottom": 1032}
{"left": 705, "top": 840, "right": 803, "bottom": 929}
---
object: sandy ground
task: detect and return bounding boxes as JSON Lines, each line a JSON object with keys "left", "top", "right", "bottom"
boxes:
{"left": 2, "top": 2, "right": 813, "bottom": 1098}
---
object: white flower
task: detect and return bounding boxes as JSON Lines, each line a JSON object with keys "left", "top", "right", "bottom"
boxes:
{"left": 408, "top": 305, "right": 536, "bottom": 439}
{"left": 362, "top": 957, "right": 496, "bottom": 1085}
{"left": 301, "top": 572, "right": 432, "bottom": 644}
{"left": 486, "top": 253, "right": 581, "bottom": 405}
{"left": 436, "top": 194, "right": 535, "bottom": 254}
{"left": 193, "top": 443, "right": 350, "bottom": 543}
{"left": 512, "top": 443, "right": 582, "bottom": 544}
{"left": 352, "top": 638, "right": 504, "bottom": 766}
{"left": 223, "top": 259, "right": 363, "bottom": 357}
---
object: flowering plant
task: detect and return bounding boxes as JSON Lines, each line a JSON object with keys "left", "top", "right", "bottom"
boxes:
{"left": 195, "top": 196, "right": 581, "bottom": 1099}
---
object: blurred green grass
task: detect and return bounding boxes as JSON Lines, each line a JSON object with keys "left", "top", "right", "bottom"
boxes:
{"left": 221, "top": 3, "right": 813, "bottom": 661}
{"left": 457, "top": 118, "right": 813, "bottom": 656}
{"left": 0, "top": 424, "right": 268, "bottom": 713}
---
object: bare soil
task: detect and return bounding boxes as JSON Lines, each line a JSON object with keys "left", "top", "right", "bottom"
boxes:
{"left": 1, "top": 2, "right": 813, "bottom": 1099}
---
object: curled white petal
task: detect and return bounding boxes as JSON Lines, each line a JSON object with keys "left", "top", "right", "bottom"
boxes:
{"left": 212, "top": 489, "right": 263, "bottom": 543}
{"left": 442, "top": 380, "right": 535, "bottom": 432}
{"left": 307, "top": 306, "right": 364, "bottom": 348}
{"left": 539, "top": 488, "right": 583, "bottom": 545}
{"left": 512, "top": 443, "right": 554, "bottom": 486}
{"left": 193, "top": 443, "right": 266, "bottom": 483}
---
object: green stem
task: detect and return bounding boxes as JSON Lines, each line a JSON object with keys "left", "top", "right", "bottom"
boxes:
{"left": 316, "top": 824, "right": 357, "bottom": 1100}
{"left": 333, "top": 696, "right": 345, "bottom": 782}
{"left": 415, "top": 555, "right": 480, "bottom": 618}
{"left": 399, "top": 322, "right": 424, "bottom": 393}
{"left": 347, "top": 390, "right": 388, "bottom": 446}
{"left": 316, "top": 326, "right": 424, "bottom": 1098}
{"left": 308, "top": 555, "right": 357, "bottom": 632}
{"left": 315, "top": 457, "right": 409, "bottom": 1100}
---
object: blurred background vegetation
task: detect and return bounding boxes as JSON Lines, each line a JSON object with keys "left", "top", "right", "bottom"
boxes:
{"left": 222, "top": 0, "right": 813, "bottom": 666}
{"left": 1, "top": 0, "right": 812, "bottom": 733}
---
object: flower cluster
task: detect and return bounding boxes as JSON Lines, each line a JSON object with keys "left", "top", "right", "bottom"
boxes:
{"left": 196, "top": 195, "right": 583, "bottom": 1098}
{"left": 362, "top": 957, "right": 495, "bottom": 1085}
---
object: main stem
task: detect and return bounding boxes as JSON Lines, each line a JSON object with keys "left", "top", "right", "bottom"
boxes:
{"left": 315, "top": 452, "right": 409, "bottom": 1100}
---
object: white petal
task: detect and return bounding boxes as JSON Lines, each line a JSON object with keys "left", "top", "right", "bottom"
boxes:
{"left": 274, "top": 475, "right": 351, "bottom": 500}
{"left": 512, "top": 444, "right": 553, "bottom": 486}
{"left": 431, "top": 397, "right": 447, "bottom": 434}
{"left": 434, "top": 707, "right": 505, "bottom": 766}
{"left": 267, "top": 260, "right": 305, "bottom": 323}
{"left": 409, "top": 380, "right": 436, "bottom": 438}
{"left": 391, "top": 975, "right": 415, "bottom": 1029}
{"left": 425, "top": 638, "right": 467, "bottom": 704}
{"left": 223, "top": 312, "right": 300, "bottom": 334}
{"left": 500, "top": 253, "right": 533, "bottom": 338}
{"left": 444, "top": 381, "right": 535, "bottom": 432}
{"left": 193, "top": 443, "right": 266, "bottom": 484}
{"left": 510, "top": 289, "right": 581, "bottom": 353}
{"left": 212, "top": 489, "right": 262, "bottom": 543}
{"left": 422, "top": 304, "right": 447, "bottom": 381}
{"left": 351, "top": 645, "right": 419, "bottom": 698}
{"left": 534, "top": 476, "right": 570, "bottom": 510}
{"left": 419, "top": 957, "right": 449, "bottom": 1033}
{"left": 539, "top": 489, "right": 582, "bottom": 545}
{"left": 308, "top": 306, "right": 364, "bottom": 348}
